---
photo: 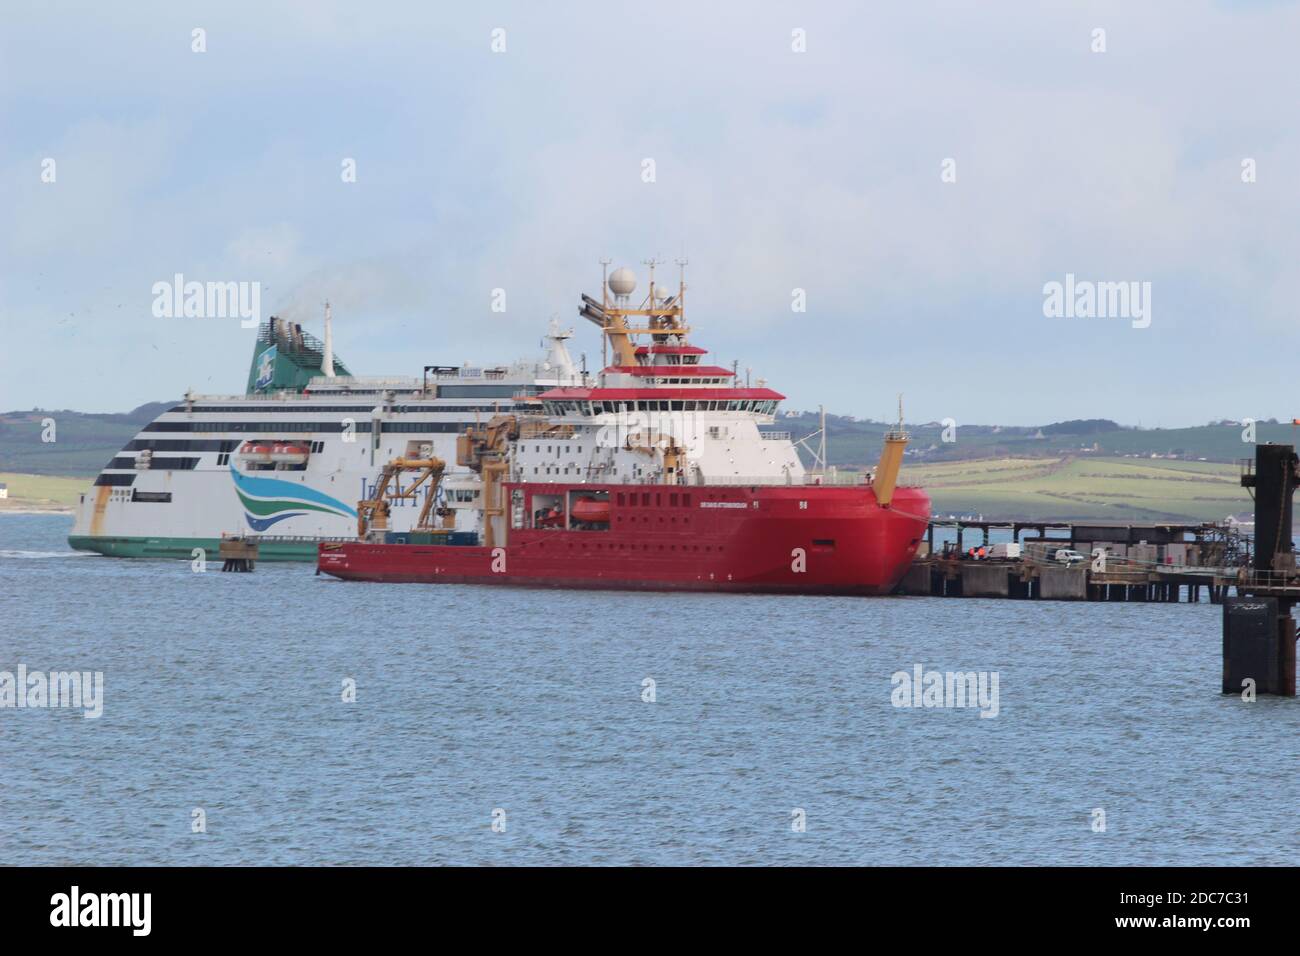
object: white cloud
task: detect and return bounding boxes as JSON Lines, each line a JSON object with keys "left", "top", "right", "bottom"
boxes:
{"left": 2, "top": 0, "right": 1298, "bottom": 423}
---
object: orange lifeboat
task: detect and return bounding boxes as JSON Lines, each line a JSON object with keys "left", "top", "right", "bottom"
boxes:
{"left": 239, "top": 441, "right": 273, "bottom": 464}
{"left": 270, "top": 442, "right": 310, "bottom": 465}
{"left": 571, "top": 497, "right": 610, "bottom": 524}
{"left": 535, "top": 506, "right": 565, "bottom": 528}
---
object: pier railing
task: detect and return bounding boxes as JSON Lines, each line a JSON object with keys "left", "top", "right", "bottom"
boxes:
{"left": 691, "top": 473, "right": 869, "bottom": 486}
{"left": 504, "top": 472, "right": 889, "bottom": 487}
{"left": 963, "top": 543, "right": 1287, "bottom": 587}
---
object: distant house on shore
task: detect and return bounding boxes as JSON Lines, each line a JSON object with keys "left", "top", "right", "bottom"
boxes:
{"left": 0, "top": 482, "right": 8, "bottom": 499}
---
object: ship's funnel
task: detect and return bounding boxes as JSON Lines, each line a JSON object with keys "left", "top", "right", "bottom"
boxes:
{"left": 322, "top": 301, "right": 336, "bottom": 378}
{"left": 544, "top": 318, "right": 579, "bottom": 384}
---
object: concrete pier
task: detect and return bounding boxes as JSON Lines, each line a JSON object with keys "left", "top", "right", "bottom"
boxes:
{"left": 900, "top": 517, "right": 1262, "bottom": 605}
{"left": 960, "top": 562, "right": 1012, "bottom": 598}
{"left": 1038, "top": 566, "right": 1087, "bottom": 601}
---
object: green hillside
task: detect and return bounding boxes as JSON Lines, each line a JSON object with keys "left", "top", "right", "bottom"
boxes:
{"left": 2, "top": 400, "right": 1290, "bottom": 479}
{"left": 772, "top": 413, "right": 1294, "bottom": 470}
{"left": 898, "top": 456, "right": 1250, "bottom": 522}
{"left": 0, "top": 403, "right": 172, "bottom": 477}
{"left": 0, "top": 401, "right": 1274, "bottom": 522}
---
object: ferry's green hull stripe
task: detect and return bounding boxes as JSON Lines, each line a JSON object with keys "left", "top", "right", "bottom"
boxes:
{"left": 234, "top": 489, "right": 345, "bottom": 518}
{"left": 67, "top": 535, "right": 319, "bottom": 562}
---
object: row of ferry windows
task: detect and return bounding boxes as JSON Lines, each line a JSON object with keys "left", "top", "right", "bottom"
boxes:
{"left": 105, "top": 456, "right": 199, "bottom": 471}
{"left": 173, "top": 404, "right": 516, "bottom": 414}
{"left": 142, "top": 421, "right": 478, "bottom": 434}
{"left": 542, "top": 400, "right": 778, "bottom": 415}
{"left": 106, "top": 442, "right": 328, "bottom": 469}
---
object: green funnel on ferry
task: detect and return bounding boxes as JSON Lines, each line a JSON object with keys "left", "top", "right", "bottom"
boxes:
{"left": 247, "top": 313, "right": 350, "bottom": 394}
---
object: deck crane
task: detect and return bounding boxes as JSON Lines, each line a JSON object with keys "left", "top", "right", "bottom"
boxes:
{"left": 355, "top": 457, "right": 447, "bottom": 540}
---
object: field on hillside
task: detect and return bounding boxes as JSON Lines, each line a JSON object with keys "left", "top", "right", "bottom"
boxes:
{"left": 0, "top": 472, "right": 87, "bottom": 511}
{"left": 777, "top": 413, "right": 1297, "bottom": 468}
{"left": 0, "top": 415, "right": 137, "bottom": 476}
{"left": 0, "top": 455, "right": 1258, "bottom": 522}
{"left": 897, "top": 456, "right": 1250, "bottom": 522}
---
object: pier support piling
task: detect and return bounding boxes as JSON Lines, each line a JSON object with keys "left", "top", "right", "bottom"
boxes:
{"left": 1227, "top": 443, "right": 1299, "bottom": 695}
{"left": 218, "top": 536, "right": 259, "bottom": 573}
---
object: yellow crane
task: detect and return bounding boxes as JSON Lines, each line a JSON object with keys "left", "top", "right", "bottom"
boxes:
{"left": 457, "top": 415, "right": 520, "bottom": 549}
{"left": 872, "top": 397, "right": 909, "bottom": 508}
{"left": 356, "top": 457, "right": 447, "bottom": 539}
{"left": 456, "top": 413, "right": 573, "bottom": 547}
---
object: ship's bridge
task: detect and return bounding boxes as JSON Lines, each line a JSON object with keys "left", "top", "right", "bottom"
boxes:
{"left": 537, "top": 386, "right": 783, "bottom": 418}
{"left": 633, "top": 344, "right": 707, "bottom": 363}
{"left": 524, "top": 259, "right": 802, "bottom": 485}
{"left": 597, "top": 363, "right": 738, "bottom": 389}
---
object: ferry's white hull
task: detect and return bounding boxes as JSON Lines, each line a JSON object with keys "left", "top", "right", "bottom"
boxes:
{"left": 71, "top": 413, "right": 486, "bottom": 560}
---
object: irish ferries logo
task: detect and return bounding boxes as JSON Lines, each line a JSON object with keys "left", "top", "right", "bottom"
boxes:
{"left": 229, "top": 464, "right": 356, "bottom": 531}
{"left": 254, "top": 346, "right": 276, "bottom": 391}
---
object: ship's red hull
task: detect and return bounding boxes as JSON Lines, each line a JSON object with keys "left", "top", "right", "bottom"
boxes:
{"left": 317, "top": 482, "right": 930, "bottom": 596}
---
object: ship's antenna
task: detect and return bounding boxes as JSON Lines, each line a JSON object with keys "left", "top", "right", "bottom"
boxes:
{"left": 675, "top": 255, "right": 688, "bottom": 329}
{"left": 322, "top": 301, "right": 336, "bottom": 378}
{"left": 885, "top": 394, "right": 908, "bottom": 442}
{"left": 642, "top": 256, "right": 662, "bottom": 314}
{"left": 599, "top": 257, "right": 611, "bottom": 367}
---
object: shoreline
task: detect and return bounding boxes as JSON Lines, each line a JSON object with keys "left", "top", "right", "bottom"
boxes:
{"left": 0, "top": 506, "right": 75, "bottom": 516}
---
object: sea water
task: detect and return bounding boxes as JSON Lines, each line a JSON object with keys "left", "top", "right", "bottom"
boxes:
{"left": 1, "top": 514, "right": 1296, "bottom": 865}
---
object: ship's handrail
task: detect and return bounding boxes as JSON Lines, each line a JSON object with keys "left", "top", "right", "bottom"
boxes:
{"left": 175, "top": 389, "right": 518, "bottom": 403}
{"left": 238, "top": 534, "right": 358, "bottom": 543}
{"left": 181, "top": 391, "right": 324, "bottom": 402}
{"left": 697, "top": 473, "right": 868, "bottom": 486}
{"left": 176, "top": 390, "right": 418, "bottom": 403}
{"left": 504, "top": 473, "right": 881, "bottom": 487}
{"left": 305, "top": 375, "right": 423, "bottom": 388}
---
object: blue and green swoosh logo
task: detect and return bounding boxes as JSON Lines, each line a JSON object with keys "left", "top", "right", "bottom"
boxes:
{"left": 230, "top": 464, "right": 357, "bottom": 531}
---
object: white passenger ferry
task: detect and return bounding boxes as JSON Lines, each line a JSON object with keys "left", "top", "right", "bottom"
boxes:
{"left": 69, "top": 308, "right": 582, "bottom": 560}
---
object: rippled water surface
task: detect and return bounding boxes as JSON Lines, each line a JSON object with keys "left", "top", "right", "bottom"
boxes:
{"left": 2, "top": 514, "right": 1297, "bottom": 865}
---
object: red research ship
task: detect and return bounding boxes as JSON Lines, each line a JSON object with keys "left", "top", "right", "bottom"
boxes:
{"left": 317, "top": 261, "right": 930, "bottom": 595}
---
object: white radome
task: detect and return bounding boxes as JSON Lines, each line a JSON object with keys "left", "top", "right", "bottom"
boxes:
{"left": 608, "top": 267, "right": 636, "bottom": 297}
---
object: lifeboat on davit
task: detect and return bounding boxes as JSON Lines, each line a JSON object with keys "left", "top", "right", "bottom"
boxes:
{"left": 535, "top": 506, "right": 565, "bottom": 528}
{"left": 238, "top": 441, "right": 273, "bottom": 464}
{"left": 570, "top": 496, "right": 610, "bottom": 524}
{"left": 270, "top": 442, "right": 310, "bottom": 465}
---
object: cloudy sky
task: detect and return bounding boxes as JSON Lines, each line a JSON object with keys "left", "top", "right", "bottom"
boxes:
{"left": 1, "top": 1, "right": 1297, "bottom": 425}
